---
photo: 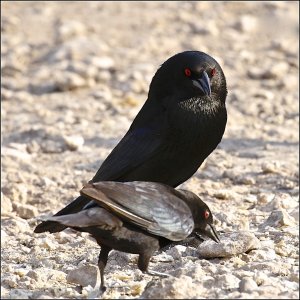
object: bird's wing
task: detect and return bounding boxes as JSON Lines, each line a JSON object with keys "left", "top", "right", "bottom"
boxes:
{"left": 46, "top": 206, "right": 123, "bottom": 230}
{"left": 92, "top": 126, "right": 164, "bottom": 182}
{"left": 80, "top": 181, "right": 194, "bottom": 241}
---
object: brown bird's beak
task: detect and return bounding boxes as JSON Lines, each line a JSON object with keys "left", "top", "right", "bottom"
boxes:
{"left": 196, "top": 223, "right": 220, "bottom": 243}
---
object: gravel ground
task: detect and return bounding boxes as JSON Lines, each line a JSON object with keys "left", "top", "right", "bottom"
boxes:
{"left": 1, "top": 1, "right": 299, "bottom": 299}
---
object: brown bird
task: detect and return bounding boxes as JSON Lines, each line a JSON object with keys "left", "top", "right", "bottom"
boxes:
{"left": 40, "top": 181, "right": 220, "bottom": 291}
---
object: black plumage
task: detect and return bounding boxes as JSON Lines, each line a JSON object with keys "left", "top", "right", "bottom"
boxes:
{"left": 35, "top": 50, "right": 227, "bottom": 235}
{"left": 41, "top": 181, "right": 220, "bottom": 291}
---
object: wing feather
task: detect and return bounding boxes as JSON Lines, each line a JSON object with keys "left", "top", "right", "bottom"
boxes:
{"left": 80, "top": 181, "right": 194, "bottom": 241}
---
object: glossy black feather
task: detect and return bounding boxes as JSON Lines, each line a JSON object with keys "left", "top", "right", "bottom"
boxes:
{"left": 34, "top": 50, "right": 227, "bottom": 234}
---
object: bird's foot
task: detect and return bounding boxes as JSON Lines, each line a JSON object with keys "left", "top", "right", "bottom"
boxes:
{"left": 100, "top": 285, "right": 107, "bottom": 293}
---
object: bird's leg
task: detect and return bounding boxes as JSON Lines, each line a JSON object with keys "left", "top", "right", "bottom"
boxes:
{"left": 138, "top": 253, "right": 171, "bottom": 278}
{"left": 97, "top": 246, "right": 111, "bottom": 292}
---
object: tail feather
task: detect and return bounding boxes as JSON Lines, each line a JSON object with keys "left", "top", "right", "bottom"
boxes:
{"left": 34, "top": 195, "right": 90, "bottom": 233}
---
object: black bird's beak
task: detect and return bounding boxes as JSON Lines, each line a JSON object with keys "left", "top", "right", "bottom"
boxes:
{"left": 197, "top": 223, "right": 220, "bottom": 243}
{"left": 192, "top": 71, "right": 211, "bottom": 96}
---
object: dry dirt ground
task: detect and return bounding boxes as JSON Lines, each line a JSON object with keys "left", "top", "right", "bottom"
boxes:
{"left": 1, "top": 1, "right": 299, "bottom": 299}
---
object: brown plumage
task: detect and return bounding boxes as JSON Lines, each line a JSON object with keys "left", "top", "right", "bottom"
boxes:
{"left": 36, "top": 181, "right": 220, "bottom": 291}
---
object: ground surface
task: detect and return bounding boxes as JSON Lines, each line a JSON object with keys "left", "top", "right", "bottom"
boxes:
{"left": 1, "top": 1, "right": 299, "bottom": 299}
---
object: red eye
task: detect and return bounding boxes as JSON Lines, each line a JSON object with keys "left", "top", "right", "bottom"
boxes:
{"left": 211, "top": 68, "right": 216, "bottom": 77}
{"left": 204, "top": 210, "right": 210, "bottom": 219}
{"left": 184, "top": 68, "right": 191, "bottom": 77}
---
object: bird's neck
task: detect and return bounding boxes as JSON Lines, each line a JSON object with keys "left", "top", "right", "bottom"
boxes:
{"left": 177, "top": 96, "right": 224, "bottom": 116}
{"left": 166, "top": 96, "right": 227, "bottom": 143}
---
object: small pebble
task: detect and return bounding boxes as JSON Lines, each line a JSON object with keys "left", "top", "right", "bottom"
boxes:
{"left": 239, "top": 277, "right": 258, "bottom": 293}
{"left": 67, "top": 264, "right": 99, "bottom": 288}
{"left": 15, "top": 204, "right": 38, "bottom": 219}
{"left": 197, "top": 231, "right": 261, "bottom": 258}
{"left": 63, "top": 135, "right": 84, "bottom": 151}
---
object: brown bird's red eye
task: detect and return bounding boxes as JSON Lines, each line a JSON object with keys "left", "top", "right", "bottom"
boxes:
{"left": 204, "top": 210, "right": 210, "bottom": 219}
{"left": 211, "top": 68, "right": 216, "bottom": 77}
{"left": 184, "top": 68, "right": 191, "bottom": 77}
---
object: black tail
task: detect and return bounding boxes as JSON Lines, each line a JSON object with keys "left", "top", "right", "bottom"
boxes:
{"left": 34, "top": 195, "right": 90, "bottom": 233}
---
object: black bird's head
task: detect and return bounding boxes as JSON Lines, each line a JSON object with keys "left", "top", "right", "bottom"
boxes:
{"left": 148, "top": 50, "right": 227, "bottom": 105}
{"left": 177, "top": 189, "right": 220, "bottom": 243}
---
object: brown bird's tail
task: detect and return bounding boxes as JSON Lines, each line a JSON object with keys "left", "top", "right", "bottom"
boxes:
{"left": 34, "top": 195, "right": 90, "bottom": 233}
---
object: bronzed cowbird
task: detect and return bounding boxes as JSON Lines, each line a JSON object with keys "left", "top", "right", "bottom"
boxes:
{"left": 35, "top": 50, "right": 227, "bottom": 233}
{"left": 40, "top": 181, "right": 220, "bottom": 291}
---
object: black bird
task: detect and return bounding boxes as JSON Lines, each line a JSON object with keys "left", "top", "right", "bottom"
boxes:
{"left": 35, "top": 50, "right": 227, "bottom": 233}
{"left": 42, "top": 181, "right": 220, "bottom": 291}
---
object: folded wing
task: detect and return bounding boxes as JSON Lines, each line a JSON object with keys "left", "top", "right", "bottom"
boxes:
{"left": 80, "top": 181, "right": 194, "bottom": 241}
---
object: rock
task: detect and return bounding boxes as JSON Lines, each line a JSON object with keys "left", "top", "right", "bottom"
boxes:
{"left": 257, "top": 193, "right": 275, "bottom": 205}
{"left": 31, "top": 291, "right": 55, "bottom": 299}
{"left": 151, "top": 252, "right": 174, "bottom": 263}
{"left": 260, "top": 193, "right": 298, "bottom": 212}
{"left": 141, "top": 275, "right": 195, "bottom": 299}
{"left": 54, "top": 72, "right": 88, "bottom": 91}
{"left": 234, "top": 15, "right": 257, "bottom": 32}
{"left": 213, "top": 189, "right": 237, "bottom": 200}
{"left": 56, "top": 20, "right": 86, "bottom": 43}
{"left": 36, "top": 238, "right": 58, "bottom": 250}
{"left": 63, "top": 135, "right": 84, "bottom": 151}
{"left": 253, "top": 271, "right": 271, "bottom": 286}
{"left": 239, "top": 176, "right": 256, "bottom": 185}
{"left": 37, "top": 176, "right": 57, "bottom": 188}
{"left": 29, "top": 82, "right": 58, "bottom": 95}
{"left": 274, "top": 240, "right": 295, "bottom": 257}
{"left": 166, "top": 245, "right": 187, "bottom": 260}
{"left": 106, "top": 251, "right": 131, "bottom": 268}
{"left": 1, "top": 15, "right": 20, "bottom": 32}
{"left": 6, "top": 172, "right": 25, "bottom": 183}
{"left": 261, "top": 162, "right": 280, "bottom": 174}
{"left": 260, "top": 209, "right": 297, "bottom": 229}
{"left": 86, "top": 56, "right": 115, "bottom": 70}
{"left": 239, "top": 277, "right": 258, "bottom": 293}
{"left": 53, "top": 231, "right": 76, "bottom": 244}
{"left": 290, "top": 206, "right": 299, "bottom": 222}
{"left": 197, "top": 231, "right": 261, "bottom": 258}
{"left": 2, "top": 145, "right": 32, "bottom": 162}
{"left": 66, "top": 264, "right": 99, "bottom": 288}
{"left": 1, "top": 88, "right": 14, "bottom": 101}
{"left": 40, "top": 139, "right": 66, "bottom": 154}
{"left": 191, "top": 21, "right": 219, "bottom": 36}
{"left": 1, "top": 193, "right": 13, "bottom": 214}
{"left": 1, "top": 230, "right": 8, "bottom": 246}
{"left": 9, "top": 289, "right": 32, "bottom": 299}
{"left": 66, "top": 61, "right": 98, "bottom": 79}
{"left": 2, "top": 183, "right": 28, "bottom": 204}
{"left": 252, "top": 90, "right": 275, "bottom": 100}
{"left": 1, "top": 62, "right": 25, "bottom": 77}
{"left": 248, "top": 248, "right": 277, "bottom": 260}
{"left": 26, "top": 270, "right": 39, "bottom": 281}
{"left": 90, "top": 88, "right": 112, "bottom": 102}
{"left": 223, "top": 169, "right": 240, "bottom": 181}
{"left": 215, "top": 273, "right": 240, "bottom": 289}
{"left": 3, "top": 216, "right": 30, "bottom": 234}
{"left": 15, "top": 204, "right": 38, "bottom": 219}
{"left": 248, "top": 62, "right": 289, "bottom": 80}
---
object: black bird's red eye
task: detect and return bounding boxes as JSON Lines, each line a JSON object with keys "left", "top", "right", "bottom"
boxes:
{"left": 204, "top": 210, "right": 210, "bottom": 219}
{"left": 211, "top": 68, "right": 216, "bottom": 77}
{"left": 184, "top": 68, "right": 191, "bottom": 77}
